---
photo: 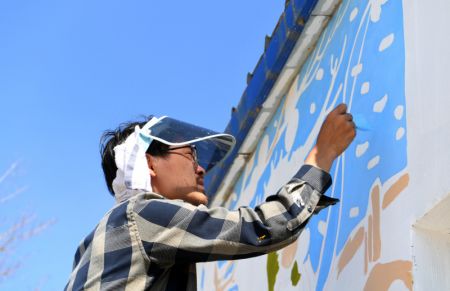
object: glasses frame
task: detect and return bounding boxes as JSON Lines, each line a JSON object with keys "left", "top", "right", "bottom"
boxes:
{"left": 165, "top": 144, "right": 199, "bottom": 170}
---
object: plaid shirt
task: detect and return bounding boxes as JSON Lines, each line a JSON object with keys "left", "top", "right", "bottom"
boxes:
{"left": 65, "top": 165, "right": 334, "bottom": 291}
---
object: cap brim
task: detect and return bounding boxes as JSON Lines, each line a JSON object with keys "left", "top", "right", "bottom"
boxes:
{"left": 146, "top": 117, "right": 235, "bottom": 172}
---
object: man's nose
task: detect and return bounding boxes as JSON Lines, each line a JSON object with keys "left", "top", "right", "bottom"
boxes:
{"left": 196, "top": 164, "right": 206, "bottom": 176}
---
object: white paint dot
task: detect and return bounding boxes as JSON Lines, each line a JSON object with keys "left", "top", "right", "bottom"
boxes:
{"left": 316, "top": 68, "right": 324, "bottom": 80}
{"left": 351, "top": 63, "right": 363, "bottom": 77}
{"left": 370, "top": 1, "right": 386, "bottom": 23}
{"left": 373, "top": 94, "right": 388, "bottom": 113}
{"left": 361, "top": 82, "right": 370, "bottom": 95}
{"left": 394, "top": 105, "right": 404, "bottom": 120}
{"left": 396, "top": 127, "right": 405, "bottom": 140}
{"left": 379, "top": 33, "right": 395, "bottom": 52}
{"left": 350, "top": 207, "right": 359, "bottom": 218}
{"left": 356, "top": 141, "right": 369, "bottom": 157}
{"left": 350, "top": 7, "right": 358, "bottom": 22}
{"left": 310, "top": 102, "right": 316, "bottom": 114}
{"left": 367, "top": 156, "right": 380, "bottom": 170}
{"left": 318, "top": 220, "right": 327, "bottom": 236}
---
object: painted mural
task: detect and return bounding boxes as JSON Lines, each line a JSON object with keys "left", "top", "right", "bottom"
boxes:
{"left": 200, "top": 0, "right": 412, "bottom": 290}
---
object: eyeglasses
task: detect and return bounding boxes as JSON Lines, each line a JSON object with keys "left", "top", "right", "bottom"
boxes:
{"left": 165, "top": 145, "right": 199, "bottom": 170}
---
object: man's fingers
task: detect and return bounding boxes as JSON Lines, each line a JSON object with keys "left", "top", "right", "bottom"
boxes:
{"left": 344, "top": 113, "right": 353, "bottom": 121}
{"left": 333, "top": 103, "right": 348, "bottom": 114}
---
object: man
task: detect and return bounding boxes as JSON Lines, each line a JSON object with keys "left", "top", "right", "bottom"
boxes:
{"left": 65, "top": 104, "right": 355, "bottom": 290}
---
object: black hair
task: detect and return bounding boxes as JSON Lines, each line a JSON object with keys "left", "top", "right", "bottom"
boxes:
{"left": 100, "top": 116, "right": 170, "bottom": 196}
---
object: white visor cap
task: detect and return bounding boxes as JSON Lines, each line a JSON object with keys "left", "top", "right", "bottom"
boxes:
{"left": 141, "top": 116, "right": 236, "bottom": 172}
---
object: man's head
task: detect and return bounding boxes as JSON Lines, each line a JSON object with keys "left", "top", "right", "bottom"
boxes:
{"left": 146, "top": 144, "right": 207, "bottom": 205}
{"left": 100, "top": 117, "right": 208, "bottom": 205}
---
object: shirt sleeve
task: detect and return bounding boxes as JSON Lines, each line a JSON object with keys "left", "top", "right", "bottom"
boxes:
{"left": 130, "top": 164, "right": 332, "bottom": 267}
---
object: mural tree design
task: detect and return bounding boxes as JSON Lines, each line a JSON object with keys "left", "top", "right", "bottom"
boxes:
{"left": 201, "top": 0, "right": 409, "bottom": 290}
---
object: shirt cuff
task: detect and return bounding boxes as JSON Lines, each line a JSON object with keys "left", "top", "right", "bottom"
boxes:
{"left": 314, "top": 195, "right": 340, "bottom": 214}
{"left": 293, "top": 164, "right": 332, "bottom": 194}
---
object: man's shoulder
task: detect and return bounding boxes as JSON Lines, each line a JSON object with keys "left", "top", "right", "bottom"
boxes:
{"left": 130, "top": 191, "right": 167, "bottom": 211}
{"left": 107, "top": 192, "right": 164, "bottom": 215}
{"left": 130, "top": 192, "right": 200, "bottom": 226}
{"left": 131, "top": 191, "right": 200, "bottom": 208}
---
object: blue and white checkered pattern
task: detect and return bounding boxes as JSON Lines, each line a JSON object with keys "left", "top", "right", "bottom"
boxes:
{"left": 65, "top": 165, "right": 334, "bottom": 291}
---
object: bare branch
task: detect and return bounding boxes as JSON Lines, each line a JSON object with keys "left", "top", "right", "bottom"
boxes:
{"left": 0, "top": 161, "right": 54, "bottom": 283}
{"left": 0, "top": 161, "right": 19, "bottom": 184}
{"left": 0, "top": 186, "right": 28, "bottom": 205}
{"left": 19, "top": 219, "right": 56, "bottom": 240}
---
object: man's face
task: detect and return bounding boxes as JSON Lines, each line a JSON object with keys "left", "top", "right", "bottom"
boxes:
{"left": 147, "top": 145, "right": 208, "bottom": 206}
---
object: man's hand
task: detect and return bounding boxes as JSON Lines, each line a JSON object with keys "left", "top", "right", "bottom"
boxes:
{"left": 305, "top": 103, "right": 356, "bottom": 172}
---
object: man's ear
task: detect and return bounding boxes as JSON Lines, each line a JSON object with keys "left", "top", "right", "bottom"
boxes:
{"left": 146, "top": 154, "right": 157, "bottom": 177}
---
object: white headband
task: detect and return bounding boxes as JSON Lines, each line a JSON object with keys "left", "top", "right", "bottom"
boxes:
{"left": 112, "top": 117, "right": 163, "bottom": 203}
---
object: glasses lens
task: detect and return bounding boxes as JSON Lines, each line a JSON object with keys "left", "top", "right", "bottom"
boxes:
{"left": 191, "top": 145, "right": 199, "bottom": 169}
{"left": 166, "top": 145, "right": 199, "bottom": 170}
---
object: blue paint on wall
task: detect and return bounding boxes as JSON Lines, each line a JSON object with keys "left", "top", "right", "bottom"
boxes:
{"left": 201, "top": 1, "right": 407, "bottom": 290}
{"left": 297, "top": 1, "right": 406, "bottom": 290}
{"left": 229, "top": 0, "right": 407, "bottom": 289}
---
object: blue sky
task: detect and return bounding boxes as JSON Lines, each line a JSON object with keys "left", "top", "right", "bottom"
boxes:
{"left": 0, "top": 1, "right": 284, "bottom": 290}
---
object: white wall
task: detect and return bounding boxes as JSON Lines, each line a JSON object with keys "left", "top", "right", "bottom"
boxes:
{"left": 199, "top": 0, "right": 450, "bottom": 290}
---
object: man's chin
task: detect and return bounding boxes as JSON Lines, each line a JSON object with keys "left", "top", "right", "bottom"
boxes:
{"left": 195, "top": 192, "right": 208, "bottom": 206}
{"left": 185, "top": 190, "right": 208, "bottom": 206}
